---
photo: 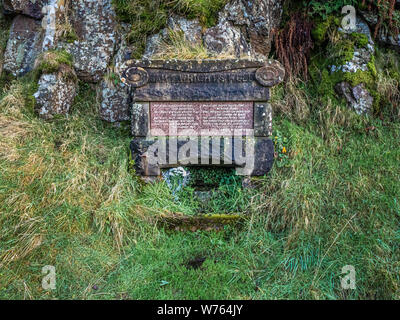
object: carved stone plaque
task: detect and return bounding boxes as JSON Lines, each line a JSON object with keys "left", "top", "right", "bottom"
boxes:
{"left": 122, "top": 59, "right": 285, "bottom": 177}
{"left": 150, "top": 102, "right": 254, "bottom": 136}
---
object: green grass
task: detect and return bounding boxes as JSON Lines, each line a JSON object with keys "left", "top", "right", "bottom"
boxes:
{"left": 0, "top": 73, "right": 399, "bottom": 299}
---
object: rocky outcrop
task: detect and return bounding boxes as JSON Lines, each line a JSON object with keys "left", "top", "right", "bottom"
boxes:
{"left": 204, "top": 0, "right": 283, "bottom": 58}
{"left": 204, "top": 20, "right": 251, "bottom": 58}
{"left": 359, "top": 10, "right": 400, "bottom": 52}
{"left": 167, "top": 14, "right": 203, "bottom": 45}
{"left": 331, "top": 17, "right": 375, "bottom": 115}
{"left": 143, "top": 15, "right": 203, "bottom": 59}
{"left": 34, "top": 65, "right": 78, "bottom": 119}
{"left": 98, "top": 79, "right": 130, "bottom": 123}
{"left": 98, "top": 24, "right": 133, "bottom": 123}
{"left": 332, "top": 17, "right": 375, "bottom": 73}
{"left": 220, "top": 0, "right": 283, "bottom": 57}
{"left": 3, "top": 0, "right": 117, "bottom": 82}
{"left": 59, "top": 0, "right": 117, "bottom": 82}
{"left": 3, "top": 0, "right": 48, "bottom": 19}
{"left": 3, "top": 15, "right": 43, "bottom": 76}
{"left": 143, "top": 1, "right": 283, "bottom": 60}
{"left": 335, "top": 82, "right": 373, "bottom": 115}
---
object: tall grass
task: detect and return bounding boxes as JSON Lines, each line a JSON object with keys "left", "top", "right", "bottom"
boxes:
{"left": 0, "top": 74, "right": 399, "bottom": 299}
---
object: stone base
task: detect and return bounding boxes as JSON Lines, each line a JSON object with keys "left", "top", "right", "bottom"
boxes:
{"left": 130, "top": 137, "right": 274, "bottom": 177}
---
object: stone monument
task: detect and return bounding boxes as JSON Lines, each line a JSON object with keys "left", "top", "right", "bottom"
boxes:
{"left": 121, "top": 59, "right": 285, "bottom": 177}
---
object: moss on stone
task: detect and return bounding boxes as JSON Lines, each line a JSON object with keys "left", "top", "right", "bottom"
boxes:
{"left": 309, "top": 18, "right": 387, "bottom": 114}
{"left": 350, "top": 32, "right": 369, "bottom": 48}
{"left": 35, "top": 50, "right": 73, "bottom": 75}
{"left": 311, "top": 16, "right": 339, "bottom": 45}
{"left": 309, "top": 46, "right": 380, "bottom": 112}
{"left": 342, "top": 69, "right": 374, "bottom": 88}
{"left": 330, "top": 39, "right": 355, "bottom": 65}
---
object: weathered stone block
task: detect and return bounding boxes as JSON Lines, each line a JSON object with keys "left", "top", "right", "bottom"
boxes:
{"left": 131, "top": 102, "right": 149, "bottom": 137}
{"left": 130, "top": 137, "right": 275, "bottom": 176}
{"left": 254, "top": 103, "right": 272, "bottom": 137}
{"left": 130, "top": 138, "right": 161, "bottom": 176}
{"left": 33, "top": 65, "right": 78, "bottom": 120}
{"left": 335, "top": 82, "right": 373, "bottom": 115}
{"left": 205, "top": 0, "right": 283, "bottom": 58}
{"left": 59, "top": 0, "right": 117, "bottom": 82}
{"left": 3, "top": 15, "right": 43, "bottom": 76}
{"left": 3, "top": 0, "right": 47, "bottom": 19}
{"left": 98, "top": 80, "right": 130, "bottom": 123}
{"left": 252, "top": 138, "right": 274, "bottom": 176}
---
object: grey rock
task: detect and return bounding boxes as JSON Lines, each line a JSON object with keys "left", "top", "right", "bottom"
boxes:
{"left": 143, "top": 32, "right": 164, "bottom": 59}
{"left": 131, "top": 102, "right": 149, "bottom": 136}
{"left": 204, "top": 19, "right": 251, "bottom": 58}
{"left": 3, "top": 0, "right": 48, "bottom": 19}
{"left": 98, "top": 79, "right": 130, "bottom": 123}
{"left": 59, "top": 0, "right": 117, "bottom": 82}
{"left": 34, "top": 65, "right": 78, "bottom": 119}
{"left": 251, "top": 137, "right": 274, "bottom": 176}
{"left": 98, "top": 24, "right": 135, "bottom": 123}
{"left": 167, "top": 14, "right": 203, "bottom": 45}
{"left": 143, "top": 15, "right": 202, "bottom": 59}
{"left": 335, "top": 82, "right": 374, "bottom": 115}
{"left": 359, "top": 10, "right": 400, "bottom": 52}
{"left": 332, "top": 17, "right": 375, "bottom": 74}
{"left": 113, "top": 24, "right": 135, "bottom": 74}
{"left": 220, "top": 0, "right": 283, "bottom": 58}
{"left": 340, "top": 16, "right": 373, "bottom": 41}
{"left": 254, "top": 102, "right": 272, "bottom": 137}
{"left": 3, "top": 14, "right": 43, "bottom": 76}
{"left": 331, "top": 17, "right": 375, "bottom": 109}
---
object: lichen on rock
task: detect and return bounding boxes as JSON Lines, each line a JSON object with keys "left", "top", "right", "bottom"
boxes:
{"left": 312, "top": 15, "right": 378, "bottom": 115}
{"left": 3, "top": 14, "right": 43, "bottom": 76}
{"left": 58, "top": 0, "right": 117, "bottom": 82}
{"left": 143, "top": 14, "right": 204, "bottom": 59}
{"left": 33, "top": 64, "right": 78, "bottom": 120}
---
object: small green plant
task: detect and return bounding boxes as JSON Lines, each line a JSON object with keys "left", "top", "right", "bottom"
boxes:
{"left": 186, "top": 167, "right": 236, "bottom": 188}
{"left": 273, "top": 130, "right": 291, "bottom": 168}
{"left": 305, "top": 0, "right": 358, "bottom": 20}
{"left": 311, "top": 16, "right": 340, "bottom": 44}
{"left": 105, "top": 71, "right": 121, "bottom": 86}
{"left": 62, "top": 28, "right": 79, "bottom": 44}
